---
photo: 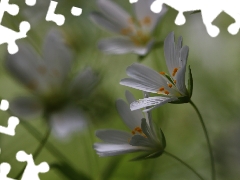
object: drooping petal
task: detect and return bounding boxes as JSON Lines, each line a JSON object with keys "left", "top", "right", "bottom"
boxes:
{"left": 130, "top": 96, "right": 178, "bottom": 111}
{"left": 125, "top": 90, "right": 144, "bottom": 123}
{"left": 122, "top": 63, "right": 168, "bottom": 90}
{"left": 5, "top": 44, "right": 48, "bottom": 94}
{"left": 90, "top": 12, "right": 127, "bottom": 34}
{"left": 94, "top": 143, "right": 149, "bottom": 156}
{"left": 175, "top": 46, "right": 189, "bottom": 95}
{"left": 96, "top": 0, "right": 131, "bottom": 30}
{"left": 49, "top": 106, "right": 87, "bottom": 139}
{"left": 9, "top": 96, "right": 43, "bottom": 119}
{"left": 116, "top": 99, "right": 142, "bottom": 130}
{"left": 98, "top": 38, "right": 152, "bottom": 55}
{"left": 42, "top": 29, "right": 73, "bottom": 86}
{"left": 96, "top": 129, "right": 132, "bottom": 144}
{"left": 134, "top": 0, "right": 167, "bottom": 32}
{"left": 69, "top": 67, "right": 99, "bottom": 98}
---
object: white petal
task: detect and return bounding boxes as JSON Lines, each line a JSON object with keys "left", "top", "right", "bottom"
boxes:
{"left": 69, "top": 67, "right": 99, "bottom": 98}
{"left": 134, "top": 0, "right": 167, "bottom": 32}
{"left": 97, "top": 0, "right": 131, "bottom": 30}
{"left": 116, "top": 99, "right": 143, "bottom": 130}
{"left": 125, "top": 91, "right": 144, "bottom": 123}
{"left": 175, "top": 46, "right": 189, "bottom": 95}
{"left": 94, "top": 143, "right": 149, "bottom": 156}
{"left": 5, "top": 44, "right": 48, "bottom": 94}
{"left": 164, "top": 32, "right": 178, "bottom": 75}
{"left": 42, "top": 29, "right": 73, "bottom": 86}
{"left": 98, "top": 38, "right": 152, "bottom": 55}
{"left": 50, "top": 106, "right": 87, "bottom": 139}
{"left": 90, "top": 12, "right": 123, "bottom": 34}
{"left": 9, "top": 97, "right": 43, "bottom": 119}
{"left": 122, "top": 63, "right": 168, "bottom": 90}
{"left": 130, "top": 96, "right": 178, "bottom": 111}
{"left": 96, "top": 129, "right": 131, "bottom": 144}
{"left": 121, "top": 78, "right": 160, "bottom": 93}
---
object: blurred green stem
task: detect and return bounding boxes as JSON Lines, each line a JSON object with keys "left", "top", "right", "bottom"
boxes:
{"left": 190, "top": 100, "right": 215, "bottom": 180}
{"left": 164, "top": 151, "right": 204, "bottom": 180}
{"left": 14, "top": 127, "right": 51, "bottom": 179}
{"left": 20, "top": 121, "right": 75, "bottom": 167}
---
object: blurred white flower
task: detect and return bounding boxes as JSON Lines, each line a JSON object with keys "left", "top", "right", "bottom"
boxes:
{"left": 94, "top": 91, "right": 166, "bottom": 159}
{"left": 5, "top": 29, "right": 99, "bottom": 139}
{"left": 120, "top": 32, "right": 192, "bottom": 111}
{"left": 90, "top": 0, "right": 167, "bottom": 55}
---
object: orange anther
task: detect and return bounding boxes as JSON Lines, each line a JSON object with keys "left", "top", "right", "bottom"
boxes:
{"left": 172, "top": 68, "right": 178, "bottom": 77}
{"left": 159, "top": 72, "right": 165, "bottom": 75}
{"left": 131, "top": 130, "right": 136, "bottom": 135}
{"left": 164, "top": 90, "right": 169, "bottom": 95}
{"left": 174, "top": 80, "right": 177, "bottom": 84}
{"left": 135, "top": 127, "right": 142, "bottom": 133}
{"left": 142, "top": 16, "right": 151, "bottom": 25}
{"left": 120, "top": 28, "right": 132, "bottom": 35}
{"left": 168, "top": 84, "right": 173, "bottom": 88}
{"left": 159, "top": 87, "right": 164, "bottom": 91}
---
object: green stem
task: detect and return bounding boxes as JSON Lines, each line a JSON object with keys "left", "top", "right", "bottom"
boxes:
{"left": 164, "top": 151, "right": 204, "bottom": 180}
{"left": 20, "top": 121, "right": 74, "bottom": 166}
{"left": 190, "top": 100, "right": 216, "bottom": 180}
{"left": 14, "top": 128, "right": 51, "bottom": 179}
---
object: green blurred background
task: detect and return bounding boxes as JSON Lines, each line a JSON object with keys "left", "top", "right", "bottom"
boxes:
{"left": 0, "top": 0, "right": 240, "bottom": 179}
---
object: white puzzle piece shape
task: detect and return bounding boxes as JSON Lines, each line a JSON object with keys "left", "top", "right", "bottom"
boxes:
{"left": 16, "top": 151, "right": 49, "bottom": 180}
{"left": 0, "top": 116, "right": 19, "bottom": 136}
{"left": 0, "top": 0, "right": 31, "bottom": 54}
{"left": 0, "top": 162, "right": 16, "bottom": 180}
{"left": 150, "top": 0, "right": 240, "bottom": 37}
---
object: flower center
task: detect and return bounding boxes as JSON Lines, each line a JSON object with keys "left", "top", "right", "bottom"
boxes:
{"left": 131, "top": 126, "right": 147, "bottom": 138}
{"left": 120, "top": 17, "right": 151, "bottom": 46}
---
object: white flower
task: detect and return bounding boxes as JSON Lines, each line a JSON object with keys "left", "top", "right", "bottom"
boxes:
{"left": 90, "top": 0, "right": 167, "bottom": 55}
{"left": 94, "top": 91, "right": 166, "bottom": 159}
{"left": 5, "top": 29, "right": 99, "bottom": 139}
{"left": 120, "top": 32, "right": 192, "bottom": 111}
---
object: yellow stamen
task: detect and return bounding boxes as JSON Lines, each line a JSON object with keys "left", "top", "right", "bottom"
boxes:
{"left": 164, "top": 90, "right": 169, "bottom": 95}
{"left": 120, "top": 27, "right": 132, "bottom": 35}
{"left": 159, "top": 87, "right": 164, "bottom": 91}
{"left": 174, "top": 80, "right": 177, "bottom": 84}
{"left": 172, "top": 68, "right": 178, "bottom": 77}
{"left": 159, "top": 72, "right": 165, "bottom": 75}
{"left": 142, "top": 16, "right": 151, "bottom": 25}
{"left": 135, "top": 127, "right": 142, "bottom": 133}
{"left": 131, "top": 130, "right": 136, "bottom": 135}
{"left": 168, "top": 84, "right": 173, "bottom": 88}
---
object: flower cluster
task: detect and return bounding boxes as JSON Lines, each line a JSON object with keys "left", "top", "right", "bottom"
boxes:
{"left": 90, "top": 0, "right": 167, "bottom": 55}
{"left": 94, "top": 91, "right": 166, "bottom": 159}
{"left": 6, "top": 29, "right": 99, "bottom": 138}
{"left": 120, "top": 32, "right": 193, "bottom": 111}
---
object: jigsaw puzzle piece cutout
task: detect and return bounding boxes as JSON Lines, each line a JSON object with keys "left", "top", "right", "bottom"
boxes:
{"left": 0, "top": 0, "right": 19, "bottom": 23}
{"left": 46, "top": 1, "right": 65, "bottom": 26}
{"left": 25, "top": 0, "right": 37, "bottom": 6}
{"left": 0, "top": 116, "right": 19, "bottom": 136}
{"left": 16, "top": 151, "right": 49, "bottom": 180}
{"left": 0, "top": 162, "right": 16, "bottom": 180}
{"left": 0, "top": 21, "right": 31, "bottom": 54}
{"left": 71, "top": 7, "right": 82, "bottom": 16}
{"left": 0, "top": 99, "right": 9, "bottom": 111}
